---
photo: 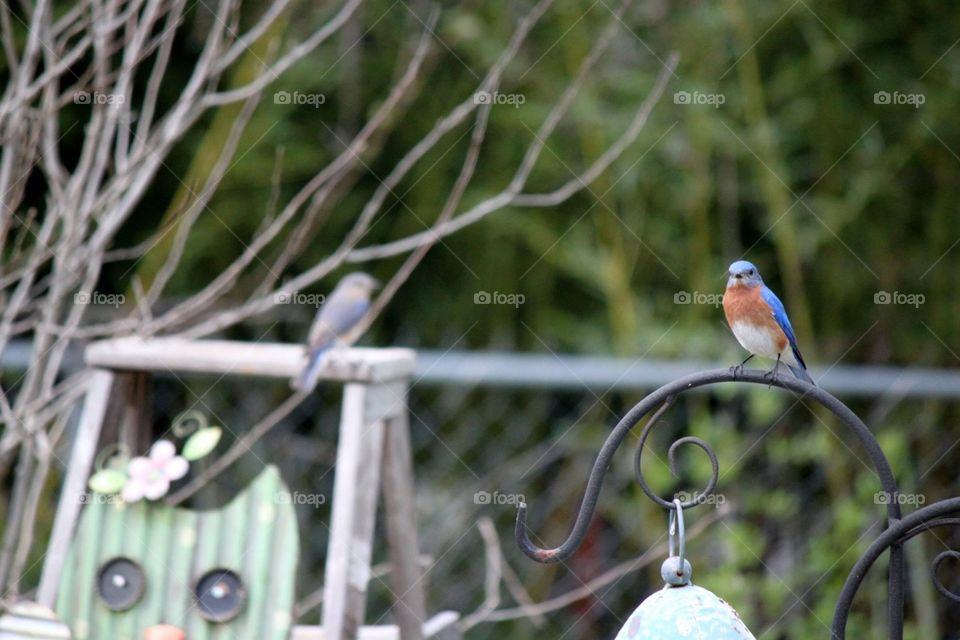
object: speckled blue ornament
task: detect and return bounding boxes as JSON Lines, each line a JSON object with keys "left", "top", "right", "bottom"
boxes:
{"left": 614, "top": 558, "right": 756, "bottom": 640}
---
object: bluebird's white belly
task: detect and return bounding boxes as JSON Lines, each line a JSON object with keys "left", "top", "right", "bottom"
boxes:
{"left": 731, "top": 322, "right": 783, "bottom": 360}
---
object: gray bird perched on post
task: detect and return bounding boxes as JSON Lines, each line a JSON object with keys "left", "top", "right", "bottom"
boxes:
{"left": 291, "top": 273, "right": 380, "bottom": 392}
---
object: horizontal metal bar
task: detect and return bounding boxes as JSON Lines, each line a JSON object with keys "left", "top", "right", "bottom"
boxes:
{"left": 3, "top": 340, "right": 959, "bottom": 398}
{"left": 412, "top": 351, "right": 960, "bottom": 398}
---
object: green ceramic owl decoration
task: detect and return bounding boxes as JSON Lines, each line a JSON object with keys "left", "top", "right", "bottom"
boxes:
{"left": 55, "top": 466, "right": 298, "bottom": 640}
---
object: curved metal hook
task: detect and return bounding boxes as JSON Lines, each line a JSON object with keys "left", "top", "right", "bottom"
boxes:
{"left": 516, "top": 368, "right": 903, "bottom": 567}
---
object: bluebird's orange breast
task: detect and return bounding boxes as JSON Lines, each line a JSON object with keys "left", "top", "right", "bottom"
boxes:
{"left": 722, "top": 285, "right": 788, "bottom": 351}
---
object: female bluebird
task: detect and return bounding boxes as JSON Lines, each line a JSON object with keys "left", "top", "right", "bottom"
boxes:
{"left": 722, "top": 260, "right": 815, "bottom": 385}
{"left": 292, "top": 272, "right": 380, "bottom": 391}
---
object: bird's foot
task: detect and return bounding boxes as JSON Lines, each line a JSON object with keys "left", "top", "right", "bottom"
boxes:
{"left": 730, "top": 355, "right": 754, "bottom": 380}
{"left": 762, "top": 366, "right": 780, "bottom": 387}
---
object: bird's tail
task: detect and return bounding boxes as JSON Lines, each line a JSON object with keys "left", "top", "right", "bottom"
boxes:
{"left": 291, "top": 348, "right": 329, "bottom": 392}
{"left": 788, "top": 364, "right": 815, "bottom": 386}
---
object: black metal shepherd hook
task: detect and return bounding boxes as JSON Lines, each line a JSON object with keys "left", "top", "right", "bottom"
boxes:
{"left": 513, "top": 368, "right": 960, "bottom": 639}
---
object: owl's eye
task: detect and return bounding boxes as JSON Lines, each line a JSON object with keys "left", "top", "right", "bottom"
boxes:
{"left": 194, "top": 568, "right": 246, "bottom": 622}
{"left": 96, "top": 557, "right": 146, "bottom": 611}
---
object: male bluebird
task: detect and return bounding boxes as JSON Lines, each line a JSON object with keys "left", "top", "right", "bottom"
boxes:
{"left": 722, "top": 260, "right": 815, "bottom": 385}
{"left": 291, "top": 272, "right": 380, "bottom": 391}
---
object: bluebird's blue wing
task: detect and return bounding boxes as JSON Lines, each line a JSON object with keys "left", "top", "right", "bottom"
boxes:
{"left": 760, "top": 285, "right": 807, "bottom": 370}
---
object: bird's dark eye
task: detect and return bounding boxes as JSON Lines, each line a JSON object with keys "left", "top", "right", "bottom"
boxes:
{"left": 97, "top": 557, "right": 146, "bottom": 611}
{"left": 195, "top": 568, "right": 246, "bottom": 622}
{"left": 749, "top": 269, "right": 755, "bottom": 275}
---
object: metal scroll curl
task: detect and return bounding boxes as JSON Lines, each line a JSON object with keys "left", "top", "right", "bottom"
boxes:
{"left": 931, "top": 549, "right": 960, "bottom": 604}
{"left": 515, "top": 367, "right": 911, "bottom": 637}
{"left": 516, "top": 368, "right": 903, "bottom": 561}
{"left": 633, "top": 399, "right": 719, "bottom": 510}
{"left": 513, "top": 368, "right": 960, "bottom": 639}
{"left": 832, "top": 498, "right": 960, "bottom": 638}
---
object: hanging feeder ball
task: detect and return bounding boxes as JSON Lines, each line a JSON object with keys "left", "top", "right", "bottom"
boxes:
{"left": 615, "top": 501, "right": 756, "bottom": 639}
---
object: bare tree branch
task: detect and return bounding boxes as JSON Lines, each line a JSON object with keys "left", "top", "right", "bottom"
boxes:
{"left": 0, "top": 0, "right": 677, "bottom": 594}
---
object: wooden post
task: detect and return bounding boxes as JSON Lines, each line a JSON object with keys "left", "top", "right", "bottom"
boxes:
{"left": 322, "top": 383, "right": 387, "bottom": 640}
{"left": 37, "top": 369, "right": 116, "bottom": 607}
{"left": 97, "top": 371, "right": 153, "bottom": 454}
{"left": 118, "top": 372, "right": 153, "bottom": 453}
{"left": 381, "top": 404, "right": 426, "bottom": 640}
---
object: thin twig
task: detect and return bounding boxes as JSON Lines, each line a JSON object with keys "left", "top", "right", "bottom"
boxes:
{"left": 463, "top": 505, "right": 727, "bottom": 628}
{"left": 167, "top": 391, "right": 309, "bottom": 505}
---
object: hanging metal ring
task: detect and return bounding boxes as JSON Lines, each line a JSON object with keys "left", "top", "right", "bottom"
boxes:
{"left": 669, "top": 498, "right": 686, "bottom": 571}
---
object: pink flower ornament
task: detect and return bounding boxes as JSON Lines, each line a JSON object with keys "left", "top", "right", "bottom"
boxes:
{"left": 121, "top": 440, "right": 188, "bottom": 502}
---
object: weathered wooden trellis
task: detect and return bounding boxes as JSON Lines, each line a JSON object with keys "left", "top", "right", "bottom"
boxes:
{"left": 35, "top": 337, "right": 460, "bottom": 640}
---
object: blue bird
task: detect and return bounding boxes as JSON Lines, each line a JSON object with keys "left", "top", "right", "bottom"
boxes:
{"left": 721, "top": 260, "right": 814, "bottom": 385}
{"left": 292, "top": 273, "right": 380, "bottom": 391}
